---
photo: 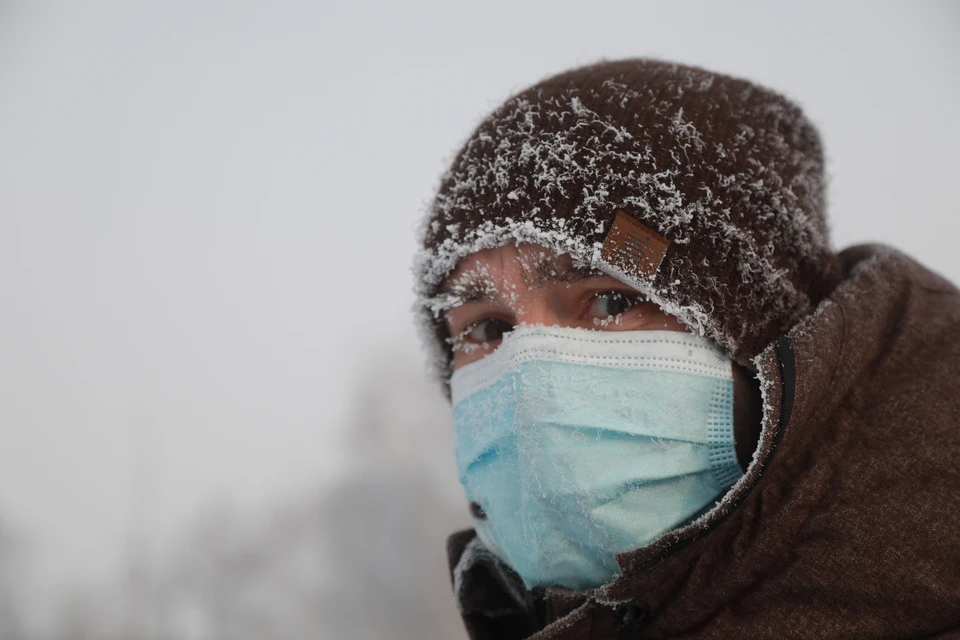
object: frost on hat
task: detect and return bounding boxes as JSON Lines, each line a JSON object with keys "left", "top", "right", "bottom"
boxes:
{"left": 414, "top": 59, "right": 841, "bottom": 383}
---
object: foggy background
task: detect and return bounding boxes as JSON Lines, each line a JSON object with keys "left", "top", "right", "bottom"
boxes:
{"left": 0, "top": 1, "right": 957, "bottom": 638}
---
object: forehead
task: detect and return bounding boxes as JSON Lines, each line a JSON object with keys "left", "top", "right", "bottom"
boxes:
{"left": 441, "top": 243, "right": 598, "bottom": 293}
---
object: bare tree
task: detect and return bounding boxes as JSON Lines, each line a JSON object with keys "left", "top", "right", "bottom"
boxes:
{"left": 0, "top": 353, "right": 469, "bottom": 639}
{"left": 158, "top": 353, "right": 470, "bottom": 639}
{"left": 316, "top": 353, "right": 470, "bottom": 639}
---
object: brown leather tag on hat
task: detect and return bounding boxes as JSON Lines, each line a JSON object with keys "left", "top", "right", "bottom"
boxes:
{"left": 599, "top": 211, "right": 670, "bottom": 283}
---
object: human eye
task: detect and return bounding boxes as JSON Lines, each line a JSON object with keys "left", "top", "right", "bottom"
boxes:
{"left": 583, "top": 291, "right": 646, "bottom": 325}
{"left": 463, "top": 317, "right": 514, "bottom": 344}
{"left": 444, "top": 302, "right": 517, "bottom": 367}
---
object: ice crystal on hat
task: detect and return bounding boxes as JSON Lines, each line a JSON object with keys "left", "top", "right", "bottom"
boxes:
{"left": 414, "top": 59, "right": 841, "bottom": 383}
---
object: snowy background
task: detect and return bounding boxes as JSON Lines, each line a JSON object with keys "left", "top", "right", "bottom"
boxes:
{"left": 0, "top": 1, "right": 957, "bottom": 638}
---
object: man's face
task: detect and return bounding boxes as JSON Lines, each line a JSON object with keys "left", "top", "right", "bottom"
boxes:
{"left": 441, "top": 243, "right": 687, "bottom": 370}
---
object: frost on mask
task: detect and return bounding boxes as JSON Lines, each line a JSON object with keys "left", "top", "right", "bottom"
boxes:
{"left": 413, "top": 61, "right": 839, "bottom": 383}
{"left": 450, "top": 326, "right": 742, "bottom": 590}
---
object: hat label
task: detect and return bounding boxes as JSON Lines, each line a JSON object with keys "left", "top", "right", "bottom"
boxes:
{"left": 597, "top": 210, "right": 670, "bottom": 285}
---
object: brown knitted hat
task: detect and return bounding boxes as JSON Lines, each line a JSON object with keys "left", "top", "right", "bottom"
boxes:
{"left": 414, "top": 59, "right": 841, "bottom": 382}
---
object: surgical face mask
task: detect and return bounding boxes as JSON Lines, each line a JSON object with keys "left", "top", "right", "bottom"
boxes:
{"left": 450, "top": 326, "right": 742, "bottom": 591}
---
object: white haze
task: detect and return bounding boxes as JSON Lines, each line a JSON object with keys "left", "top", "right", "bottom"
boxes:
{"left": 0, "top": 1, "right": 957, "bottom": 636}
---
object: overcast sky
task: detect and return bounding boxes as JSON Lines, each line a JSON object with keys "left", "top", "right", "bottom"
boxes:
{"left": 0, "top": 0, "right": 957, "bottom": 594}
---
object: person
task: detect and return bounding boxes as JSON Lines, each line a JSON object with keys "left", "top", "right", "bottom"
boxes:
{"left": 412, "top": 59, "right": 960, "bottom": 638}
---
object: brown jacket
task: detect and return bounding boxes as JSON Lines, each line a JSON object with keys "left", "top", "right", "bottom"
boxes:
{"left": 447, "top": 245, "right": 960, "bottom": 639}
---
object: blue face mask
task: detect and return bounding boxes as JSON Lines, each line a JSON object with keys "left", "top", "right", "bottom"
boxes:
{"left": 450, "top": 327, "right": 742, "bottom": 591}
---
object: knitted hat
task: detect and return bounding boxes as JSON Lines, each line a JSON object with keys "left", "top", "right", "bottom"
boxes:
{"left": 414, "top": 59, "right": 841, "bottom": 383}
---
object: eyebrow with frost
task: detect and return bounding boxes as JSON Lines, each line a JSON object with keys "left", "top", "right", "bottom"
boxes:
{"left": 439, "top": 250, "right": 601, "bottom": 307}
